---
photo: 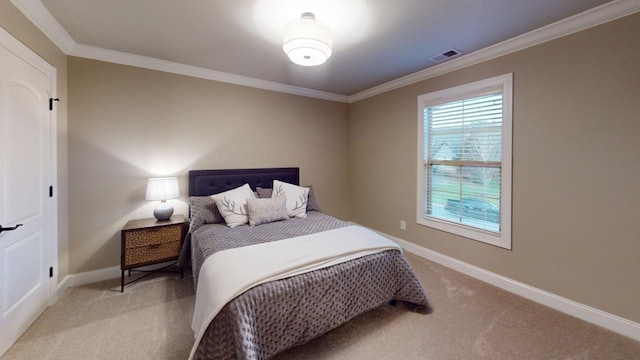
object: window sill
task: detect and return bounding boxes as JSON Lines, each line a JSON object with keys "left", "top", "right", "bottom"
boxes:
{"left": 417, "top": 216, "right": 511, "bottom": 249}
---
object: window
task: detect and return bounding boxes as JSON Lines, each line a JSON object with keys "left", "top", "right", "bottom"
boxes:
{"left": 417, "top": 74, "right": 512, "bottom": 249}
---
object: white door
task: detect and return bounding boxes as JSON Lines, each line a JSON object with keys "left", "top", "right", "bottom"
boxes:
{"left": 0, "top": 32, "right": 54, "bottom": 356}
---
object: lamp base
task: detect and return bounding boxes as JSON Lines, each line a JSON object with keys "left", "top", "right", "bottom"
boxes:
{"left": 153, "top": 202, "right": 174, "bottom": 221}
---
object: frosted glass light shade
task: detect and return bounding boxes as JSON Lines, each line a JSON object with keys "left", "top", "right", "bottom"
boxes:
{"left": 146, "top": 177, "right": 179, "bottom": 220}
{"left": 283, "top": 13, "right": 332, "bottom": 66}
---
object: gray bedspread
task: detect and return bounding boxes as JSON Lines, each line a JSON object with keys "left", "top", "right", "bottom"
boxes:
{"left": 188, "top": 212, "right": 431, "bottom": 360}
{"left": 189, "top": 212, "right": 349, "bottom": 287}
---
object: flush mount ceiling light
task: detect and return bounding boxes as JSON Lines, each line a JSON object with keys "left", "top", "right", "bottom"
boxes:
{"left": 283, "top": 12, "right": 332, "bottom": 66}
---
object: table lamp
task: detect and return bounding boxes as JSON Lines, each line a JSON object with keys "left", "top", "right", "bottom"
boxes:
{"left": 145, "top": 177, "right": 179, "bottom": 221}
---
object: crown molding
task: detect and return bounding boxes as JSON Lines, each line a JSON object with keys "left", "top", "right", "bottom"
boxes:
{"left": 348, "top": 0, "right": 640, "bottom": 103}
{"left": 10, "top": 0, "right": 349, "bottom": 103}
{"left": 10, "top": 0, "right": 75, "bottom": 53}
{"left": 0, "top": 23, "right": 56, "bottom": 75}
{"left": 11, "top": 0, "right": 640, "bottom": 104}
{"left": 69, "top": 44, "right": 350, "bottom": 103}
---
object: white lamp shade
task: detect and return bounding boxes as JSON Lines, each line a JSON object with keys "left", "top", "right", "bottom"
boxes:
{"left": 145, "top": 177, "right": 179, "bottom": 201}
{"left": 283, "top": 13, "right": 332, "bottom": 66}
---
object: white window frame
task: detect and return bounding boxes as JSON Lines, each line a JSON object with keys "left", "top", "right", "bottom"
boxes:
{"left": 417, "top": 73, "right": 512, "bottom": 249}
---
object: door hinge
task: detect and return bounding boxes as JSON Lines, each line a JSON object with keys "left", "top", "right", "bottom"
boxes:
{"left": 49, "top": 267, "right": 53, "bottom": 278}
{"left": 49, "top": 98, "right": 59, "bottom": 111}
{"left": 49, "top": 185, "right": 53, "bottom": 198}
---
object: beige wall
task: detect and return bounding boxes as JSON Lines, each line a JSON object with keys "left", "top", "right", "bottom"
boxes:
{"left": 350, "top": 13, "right": 640, "bottom": 323}
{"left": 5, "top": 0, "right": 638, "bottom": 325}
{"left": 0, "top": 2, "right": 69, "bottom": 280}
{"left": 67, "top": 57, "right": 350, "bottom": 273}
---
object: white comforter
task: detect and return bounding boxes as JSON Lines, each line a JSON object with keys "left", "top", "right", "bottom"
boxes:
{"left": 189, "top": 225, "right": 400, "bottom": 359}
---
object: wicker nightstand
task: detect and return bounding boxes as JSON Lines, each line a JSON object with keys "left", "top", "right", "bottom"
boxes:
{"left": 120, "top": 215, "right": 186, "bottom": 292}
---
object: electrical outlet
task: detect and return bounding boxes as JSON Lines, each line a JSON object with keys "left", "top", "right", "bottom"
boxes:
{"left": 400, "top": 220, "right": 406, "bottom": 230}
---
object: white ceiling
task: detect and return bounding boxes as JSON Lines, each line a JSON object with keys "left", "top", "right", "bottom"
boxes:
{"left": 13, "top": 0, "right": 635, "bottom": 99}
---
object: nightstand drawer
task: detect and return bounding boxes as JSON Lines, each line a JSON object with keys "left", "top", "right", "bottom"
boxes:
{"left": 124, "top": 240, "right": 181, "bottom": 268}
{"left": 123, "top": 224, "right": 183, "bottom": 248}
{"left": 120, "top": 215, "right": 186, "bottom": 291}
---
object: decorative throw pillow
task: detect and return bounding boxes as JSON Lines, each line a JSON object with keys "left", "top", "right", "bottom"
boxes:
{"left": 257, "top": 186, "right": 321, "bottom": 212}
{"left": 246, "top": 196, "right": 288, "bottom": 226}
{"left": 256, "top": 187, "right": 272, "bottom": 198}
{"left": 272, "top": 180, "right": 310, "bottom": 218}
{"left": 210, "top": 183, "right": 255, "bottom": 227}
{"left": 187, "top": 196, "right": 224, "bottom": 233}
{"left": 304, "top": 186, "right": 322, "bottom": 212}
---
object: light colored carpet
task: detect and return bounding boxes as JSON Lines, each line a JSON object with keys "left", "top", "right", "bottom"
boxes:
{"left": 2, "top": 253, "right": 639, "bottom": 360}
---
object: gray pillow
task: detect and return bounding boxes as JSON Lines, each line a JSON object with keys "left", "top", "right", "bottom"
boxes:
{"left": 188, "top": 196, "right": 224, "bottom": 233}
{"left": 255, "top": 187, "right": 272, "bottom": 198}
{"left": 246, "top": 196, "right": 288, "bottom": 226}
{"left": 256, "top": 185, "right": 322, "bottom": 212}
{"left": 305, "top": 186, "right": 322, "bottom": 213}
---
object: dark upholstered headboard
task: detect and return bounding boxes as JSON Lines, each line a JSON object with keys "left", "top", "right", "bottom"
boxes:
{"left": 188, "top": 168, "right": 300, "bottom": 196}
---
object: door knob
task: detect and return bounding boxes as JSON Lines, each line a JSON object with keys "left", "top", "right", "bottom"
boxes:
{"left": 0, "top": 224, "right": 23, "bottom": 234}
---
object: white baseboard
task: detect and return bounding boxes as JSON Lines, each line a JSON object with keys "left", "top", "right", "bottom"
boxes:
{"left": 55, "top": 231, "right": 640, "bottom": 342}
{"left": 57, "top": 265, "right": 121, "bottom": 297}
{"left": 56, "top": 262, "right": 181, "bottom": 298}
{"left": 381, "top": 232, "right": 640, "bottom": 342}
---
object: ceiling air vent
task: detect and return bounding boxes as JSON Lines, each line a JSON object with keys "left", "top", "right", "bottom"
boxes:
{"left": 428, "top": 48, "right": 463, "bottom": 63}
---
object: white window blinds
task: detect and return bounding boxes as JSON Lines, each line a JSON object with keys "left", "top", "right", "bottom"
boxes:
{"left": 423, "top": 92, "right": 503, "bottom": 233}
{"left": 418, "top": 74, "right": 512, "bottom": 248}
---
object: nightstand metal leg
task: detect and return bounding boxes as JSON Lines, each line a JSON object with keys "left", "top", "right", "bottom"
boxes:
{"left": 121, "top": 270, "right": 124, "bottom": 292}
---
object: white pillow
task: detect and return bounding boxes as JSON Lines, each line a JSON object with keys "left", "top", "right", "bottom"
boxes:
{"left": 211, "top": 184, "right": 255, "bottom": 227}
{"left": 272, "top": 180, "right": 310, "bottom": 218}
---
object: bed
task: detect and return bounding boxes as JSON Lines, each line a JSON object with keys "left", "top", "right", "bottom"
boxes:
{"left": 179, "top": 168, "right": 431, "bottom": 360}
